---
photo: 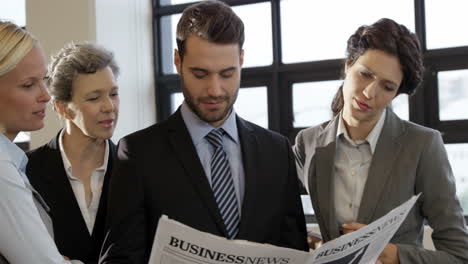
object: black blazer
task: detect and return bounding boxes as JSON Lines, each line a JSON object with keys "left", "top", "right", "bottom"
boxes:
{"left": 26, "top": 133, "right": 117, "bottom": 264}
{"left": 100, "top": 110, "right": 308, "bottom": 263}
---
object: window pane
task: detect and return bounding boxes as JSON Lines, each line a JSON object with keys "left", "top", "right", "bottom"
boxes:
{"left": 233, "top": 3, "right": 273, "bottom": 68}
{"left": 0, "top": 0, "right": 26, "bottom": 27}
{"left": 170, "top": 92, "right": 184, "bottom": 113}
{"left": 438, "top": 69, "right": 468, "bottom": 121}
{"left": 426, "top": 1, "right": 468, "bottom": 49}
{"left": 301, "top": 195, "right": 314, "bottom": 215}
{"left": 293, "top": 80, "right": 340, "bottom": 128}
{"left": 281, "top": 0, "right": 414, "bottom": 63}
{"left": 159, "top": 0, "right": 198, "bottom": 6}
{"left": 170, "top": 86, "right": 268, "bottom": 128}
{"left": 160, "top": 14, "right": 181, "bottom": 74}
{"left": 391, "top": 94, "right": 409, "bottom": 121}
{"left": 160, "top": 3, "right": 272, "bottom": 74}
{"left": 235, "top": 87, "right": 268, "bottom": 128}
{"left": 445, "top": 143, "right": 468, "bottom": 214}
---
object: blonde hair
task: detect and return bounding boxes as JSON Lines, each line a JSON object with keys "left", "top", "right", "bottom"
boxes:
{"left": 0, "top": 21, "right": 36, "bottom": 76}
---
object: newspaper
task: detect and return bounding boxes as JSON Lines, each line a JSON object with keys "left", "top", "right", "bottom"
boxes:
{"left": 149, "top": 194, "right": 420, "bottom": 264}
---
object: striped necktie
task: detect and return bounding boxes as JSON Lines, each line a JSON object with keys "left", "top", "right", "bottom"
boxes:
{"left": 205, "top": 128, "right": 240, "bottom": 239}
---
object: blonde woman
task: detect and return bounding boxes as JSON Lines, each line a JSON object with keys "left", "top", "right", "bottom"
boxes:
{"left": 0, "top": 21, "right": 82, "bottom": 263}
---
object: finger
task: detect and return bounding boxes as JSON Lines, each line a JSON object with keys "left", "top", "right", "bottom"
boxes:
{"left": 343, "top": 222, "right": 366, "bottom": 230}
{"left": 314, "top": 241, "right": 323, "bottom": 249}
{"left": 342, "top": 228, "right": 355, "bottom": 234}
{"left": 307, "top": 236, "right": 323, "bottom": 249}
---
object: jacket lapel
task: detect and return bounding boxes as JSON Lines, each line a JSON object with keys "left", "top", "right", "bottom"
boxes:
{"left": 357, "top": 109, "right": 405, "bottom": 223}
{"left": 91, "top": 140, "right": 116, "bottom": 239}
{"left": 166, "top": 110, "right": 227, "bottom": 236}
{"left": 313, "top": 117, "right": 341, "bottom": 240}
{"left": 235, "top": 117, "right": 257, "bottom": 238}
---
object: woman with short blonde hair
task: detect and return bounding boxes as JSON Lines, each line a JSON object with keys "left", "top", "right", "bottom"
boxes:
{"left": 0, "top": 21, "right": 81, "bottom": 263}
{"left": 0, "top": 21, "right": 82, "bottom": 263}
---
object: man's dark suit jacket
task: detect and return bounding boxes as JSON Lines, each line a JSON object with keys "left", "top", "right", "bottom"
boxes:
{"left": 26, "top": 133, "right": 116, "bottom": 264}
{"left": 100, "top": 110, "right": 308, "bottom": 263}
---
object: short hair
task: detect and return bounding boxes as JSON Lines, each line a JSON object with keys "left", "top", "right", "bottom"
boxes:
{"left": 0, "top": 20, "right": 37, "bottom": 76}
{"left": 176, "top": 0, "right": 244, "bottom": 60}
{"left": 331, "top": 18, "right": 424, "bottom": 116}
{"left": 47, "top": 42, "right": 120, "bottom": 102}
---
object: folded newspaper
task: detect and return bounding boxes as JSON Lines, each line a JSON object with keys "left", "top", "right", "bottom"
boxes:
{"left": 149, "top": 194, "right": 420, "bottom": 264}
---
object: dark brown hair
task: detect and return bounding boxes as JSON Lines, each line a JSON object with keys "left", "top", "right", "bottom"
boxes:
{"left": 176, "top": 0, "right": 244, "bottom": 60}
{"left": 331, "top": 18, "right": 424, "bottom": 116}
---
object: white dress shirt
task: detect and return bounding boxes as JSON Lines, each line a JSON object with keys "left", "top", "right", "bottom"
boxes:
{"left": 334, "top": 109, "right": 386, "bottom": 224}
{"left": 0, "top": 132, "right": 81, "bottom": 264}
{"left": 58, "top": 130, "right": 108, "bottom": 234}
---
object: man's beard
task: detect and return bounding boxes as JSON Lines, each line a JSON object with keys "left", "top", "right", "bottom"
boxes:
{"left": 181, "top": 80, "right": 238, "bottom": 125}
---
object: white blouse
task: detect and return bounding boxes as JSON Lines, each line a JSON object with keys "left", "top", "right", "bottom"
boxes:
{"left": 334, "top": 109, "right": 386, "bottom": 224}
{"left": 58, "top": 130, "right": 109, "bottom": 234}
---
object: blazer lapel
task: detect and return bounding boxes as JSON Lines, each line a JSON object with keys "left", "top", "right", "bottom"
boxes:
{"left": 313, "top": 117, "right": 341, "bottom": 240}
{"left": 166, "top": 110, "right": 227, "bottom": 236}
{"left": 91, "top": 140, "right": 116, "bottom": 239}
{"left": 235, "top": 117, "right": 257, "bottom": 238}
{"left": 357, "top": 109, "right": 404, "bottom": 223}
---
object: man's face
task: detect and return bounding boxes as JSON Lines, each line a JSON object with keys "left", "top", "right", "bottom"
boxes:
{"left": 175, "top": 35, "right": 244, "bottom": 127}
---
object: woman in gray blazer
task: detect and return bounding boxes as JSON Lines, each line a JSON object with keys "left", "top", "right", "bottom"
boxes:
{"left": 294, "top": 18, "right": 468, "bottom": 263}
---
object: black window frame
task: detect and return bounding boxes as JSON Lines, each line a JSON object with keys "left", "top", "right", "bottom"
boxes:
{"left": 153, "top": 0, "right": 468, "bottom": 221}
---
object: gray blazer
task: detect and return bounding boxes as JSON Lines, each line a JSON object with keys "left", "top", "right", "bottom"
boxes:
{"left": 294, "top": 109, "right": 468, "bottom": 263}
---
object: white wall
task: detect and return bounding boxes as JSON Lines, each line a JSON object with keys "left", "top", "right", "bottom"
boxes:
{"left": 26, "top": 0, "right": 155, "bottom": 149}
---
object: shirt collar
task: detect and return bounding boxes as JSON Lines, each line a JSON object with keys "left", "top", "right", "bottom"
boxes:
{"left": 0, "top": 132, "right": 28, "bottom": 174}
{"left": 180, "top": 102, "right": 239, "bottom": 146}
{"left": 59, "top": 130, "right": 109, "bottom": 180}
{"left": 336, "top": 108, "right": 386, "bottom": 154}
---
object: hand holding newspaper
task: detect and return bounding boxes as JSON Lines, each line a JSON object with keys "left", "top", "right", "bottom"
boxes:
{"left": 149, "top": 194, "right": 420, "bottom": 264}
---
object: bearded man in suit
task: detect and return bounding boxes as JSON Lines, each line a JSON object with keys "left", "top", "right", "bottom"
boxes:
{"left": 100, "top": 1, "right": 308, "bottom": 263}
